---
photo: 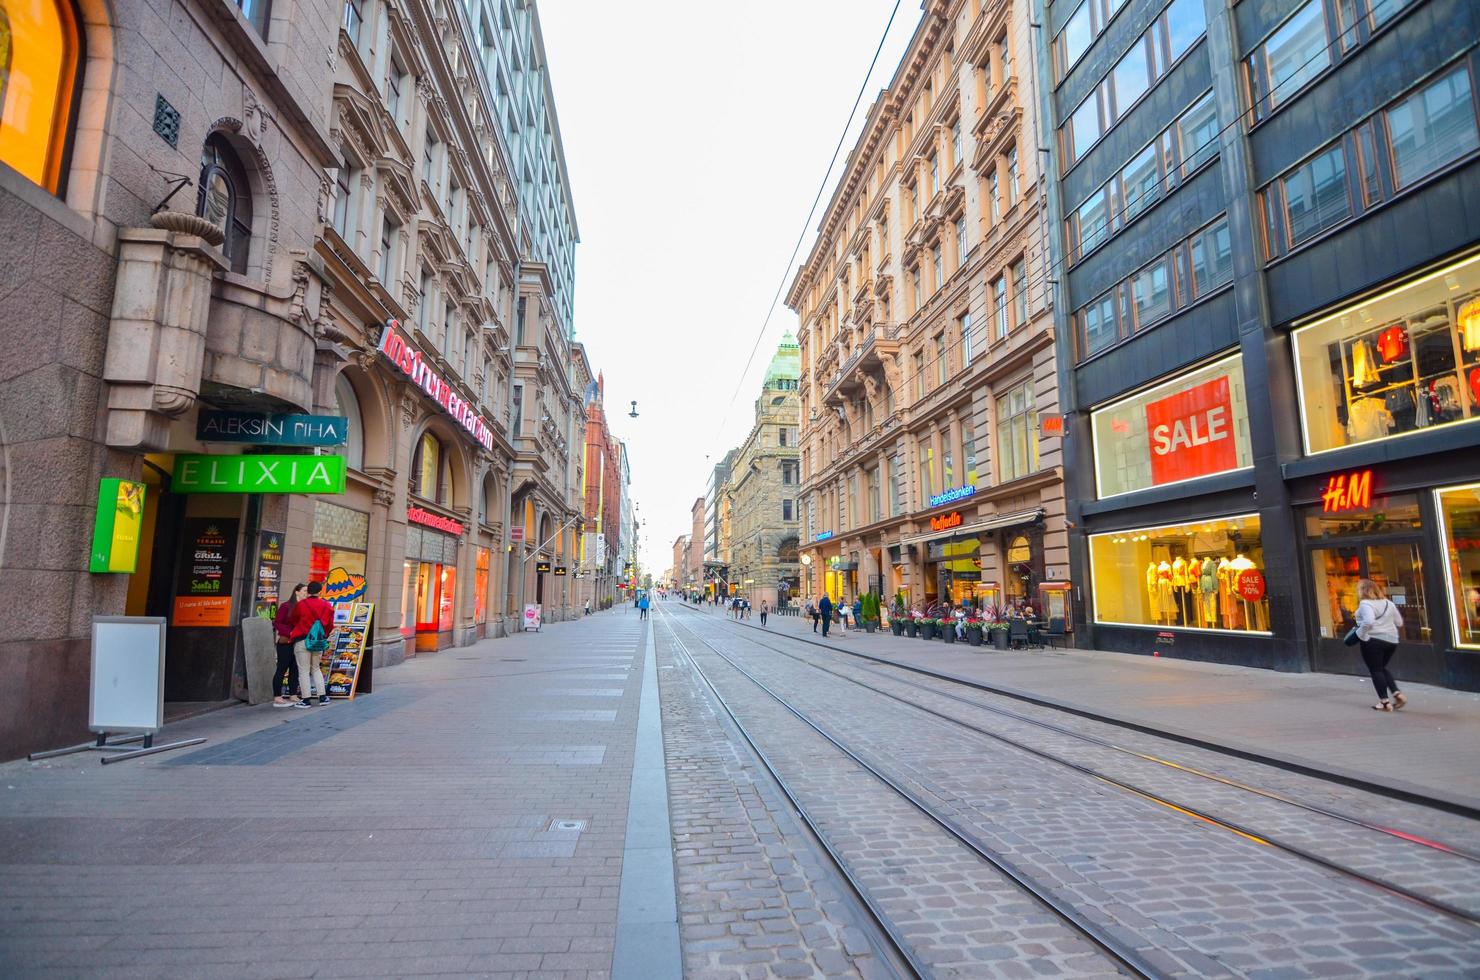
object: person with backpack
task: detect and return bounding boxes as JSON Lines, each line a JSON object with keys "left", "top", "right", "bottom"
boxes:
{"left": 271, "top": 583, "right": 306, "bottom": 707}
{"left": 291, "top": 580, "right": 335, "bottom": 707}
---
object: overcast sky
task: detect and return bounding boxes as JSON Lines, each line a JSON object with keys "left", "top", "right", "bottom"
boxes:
{"left": 539, "top": 0, "right": 918, "bottom": 576}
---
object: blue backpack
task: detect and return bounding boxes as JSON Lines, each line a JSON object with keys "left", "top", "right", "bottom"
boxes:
{"left": 305, "top": 619, "right": 329, "bottom": 653}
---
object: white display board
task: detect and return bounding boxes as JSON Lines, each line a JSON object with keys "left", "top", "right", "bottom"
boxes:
{"left": 523, "top": 603, "right": 542, "bottom": 631}
{"left": 89, "top": 617, "right": 167, "bottom": 734}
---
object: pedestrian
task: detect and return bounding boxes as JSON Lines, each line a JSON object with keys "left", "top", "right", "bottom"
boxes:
{"left": 584, "top": 599, "right": 592, "bottom": 616}
{"left": 271, "top": 583, "right": 305, "bottom": 707}
{"left": 743, "top": 598, "right": 751, "bottom": 619}
{"left": 760, "top": 600, "right": 769, "bottom": 626}
{"left": 838, "top": 597, "right": 849, "bottom": 634}
{"left": 291, "top": 581, "right": 334, "bottom": 707}
{"left": 818, "top": 594, "right": 833, "bottom": 638}
{"left": 851, "top": 596, "right": 862, "bottom": 627}
{"left": 638, "top": 593, "right": 650, "bottom": 620}
{"left": 807, "top": 597, "right": 819, "bottom": 632}
{"left": 1352, "top": 578, "right": 1406, "bottom": 711}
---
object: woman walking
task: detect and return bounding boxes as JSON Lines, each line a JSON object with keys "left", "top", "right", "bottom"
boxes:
{"left": 1354, "top": 578, "right": 1406, "bottom": 711}
{"left": 271, "top": 584, "right": 306, "bottom": 707}
{"left": 760, "top": 600, "right": 769, "bottom": 626}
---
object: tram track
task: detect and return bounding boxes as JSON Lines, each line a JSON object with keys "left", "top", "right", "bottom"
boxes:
{"left": 671, "top": 604, "right": 1480, "bottom": 927}
{"left": 661, "top": 606, "right": 1162, "bottom": 978}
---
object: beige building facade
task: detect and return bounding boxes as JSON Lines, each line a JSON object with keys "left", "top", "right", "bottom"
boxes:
{"left": 788, "top": 0, "right": 1068, "bottom": 616}
{"left": 726, "top": 335, "right": 803, "bottom": 610}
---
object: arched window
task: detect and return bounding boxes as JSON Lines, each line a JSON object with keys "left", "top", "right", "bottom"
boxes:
{"left": 479, "top": 474, "right": 495, "bottom": 525}
{"left": 197, "top": 134, "right": 253, "bottom": 274}
{"left": 334, "top": 374, "right": 364, "bottom": 472}
{"left": 411, "top": 431, "right": 442, "bottom": 503}
{"left": 0, "top": 0, "right": 83, "bottom": 194}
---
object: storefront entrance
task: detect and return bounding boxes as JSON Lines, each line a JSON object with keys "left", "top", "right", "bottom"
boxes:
{"left": 404, "top": 523, "right": 458, "bottom": 652}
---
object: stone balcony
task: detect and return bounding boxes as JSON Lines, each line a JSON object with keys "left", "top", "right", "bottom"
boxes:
{"left": 821, "top": 322, "right": 900, "bottom": 407}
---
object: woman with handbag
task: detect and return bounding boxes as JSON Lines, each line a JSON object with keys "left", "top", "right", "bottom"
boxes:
{"left": 1350, "top": 578, "right": 1406, "bottom": 712}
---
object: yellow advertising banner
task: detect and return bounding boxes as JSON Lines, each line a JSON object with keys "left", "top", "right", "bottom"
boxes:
{"left": 88, "top": 479, "right": 146, "bottom": 573}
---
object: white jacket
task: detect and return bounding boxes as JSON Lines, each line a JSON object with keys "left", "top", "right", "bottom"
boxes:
{"left": 1355, "top": 598, "right": 1403, "bottom": 643}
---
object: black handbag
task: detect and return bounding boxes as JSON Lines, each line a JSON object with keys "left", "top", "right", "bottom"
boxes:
{"left": 1342, "top": 627, "right": 1360, "bottom": 647}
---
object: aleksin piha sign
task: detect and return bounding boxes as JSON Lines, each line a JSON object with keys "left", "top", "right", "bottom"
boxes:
{"left": 172, "top": 454, "right": 347, "bottom": 494}
{"left": 197, "top": 411, "right": 348, "bottom": 446}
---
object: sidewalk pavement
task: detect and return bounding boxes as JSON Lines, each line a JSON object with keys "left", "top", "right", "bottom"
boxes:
{"left": 680, "top": 600, "right": 1480, "bottom": 814}
{"left": 0, "top": 610, "right": 675, "bottom": 979}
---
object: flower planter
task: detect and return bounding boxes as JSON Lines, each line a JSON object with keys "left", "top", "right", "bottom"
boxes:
{"left": 942, "top": 628, "right": 956, "bottom": 644}
{"left": 919, "top": 623, "right": 934, "bottom": 640}
{"left": 891, "top": 621, "right": 904, "bottom": 636}
{"left": 904, "top": 621, "right": 917, "bottom": 638}
{"left": 966, "top": 629, "right": 983, "bottom": 647}
{"left": 863, "top": 621, "right": 877, "bottom": 634}
{"left": 991, "top": 630, "right": 1009, "bottom": 650}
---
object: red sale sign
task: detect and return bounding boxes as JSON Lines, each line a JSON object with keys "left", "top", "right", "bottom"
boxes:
{"left": 1144, "top": 375, "right": 1237, "bottom": 486}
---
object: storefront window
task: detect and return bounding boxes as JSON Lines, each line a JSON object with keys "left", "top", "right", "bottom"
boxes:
{"left": 1292, "top": 252, "right": 1480, "bottom": 454}
{"left": 1092, "top": 353, "right": 1251, "bottom": 498}
{"left": 1437, "top": 482, "right": 1480, "bottom": 648}
{"left": 0, "top": 0, "right": 81, "bottom": 194}
{"left": 475, "top": 548, "right": 490, "bottom": 625}
{"left": 1304, "top": 493, "right": 1429, "bottom": 643}
{"left": 311, "top": 501, "right": 370, "bottom": 605}
{"left": 1090, "top": 514, "right": 1269, "bottom": 632}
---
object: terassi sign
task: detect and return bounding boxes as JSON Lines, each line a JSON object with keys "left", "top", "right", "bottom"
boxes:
{"left": 1144, "top": 375, "right": 1236, "bottom": 486}
{"left": 197, "top": 411, "right": 348, "bottom": 446}
{"left": 172, "top": 454, "right": 346, "bottom": 494}
{"left": 378, "top": 320, "right": 495, "bottom": 451}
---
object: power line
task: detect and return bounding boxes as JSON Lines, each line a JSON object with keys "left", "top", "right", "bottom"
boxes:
{"left": 714, "top": 0, "right": 906, "bottom": 440}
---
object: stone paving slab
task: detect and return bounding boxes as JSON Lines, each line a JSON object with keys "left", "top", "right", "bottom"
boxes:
{"left": 682, "top": 601, "right": 1480, "bottom": 811}
{"left": 0, "top": 610, "right": 660, "bottom": 979}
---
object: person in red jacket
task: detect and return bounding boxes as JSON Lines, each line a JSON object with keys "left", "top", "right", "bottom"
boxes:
{"left": 291, "top": 581, "right": 335, "bottom": 707}
{"left": 271, "top": 583, "right": 306, "bottom": 706}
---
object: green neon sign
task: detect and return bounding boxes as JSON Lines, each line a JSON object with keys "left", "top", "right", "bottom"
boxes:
{"left": 172, "top": 454, "right": 346, "bottom": 495}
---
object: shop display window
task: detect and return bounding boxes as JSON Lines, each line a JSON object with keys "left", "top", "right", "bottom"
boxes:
{"left": 1437, "top": 482, "right": 1480, "bottom": 648}
{"left": 1292, "top": 253, "right": 1480, "bottom": 454}
{"left": 1089, "top": 515, "right": 1269, "bottom": 632}
{"left": 1304, "top": 494, "right": 1429, "bottom": 643}
{"left": 475, "top": 548, "right": 490, "bottom": 625}
{"left": 1091, "top": 353, "right": 1251, "bottom": 498}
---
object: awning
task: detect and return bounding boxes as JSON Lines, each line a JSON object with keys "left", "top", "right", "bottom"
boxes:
{"left": 900, "top": 508, "right": 1044, "bottom": 548}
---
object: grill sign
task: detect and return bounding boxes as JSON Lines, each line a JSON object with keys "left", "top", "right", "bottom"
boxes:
{"left": 1144, "top": 375, "right": 1236, "bottom": 486}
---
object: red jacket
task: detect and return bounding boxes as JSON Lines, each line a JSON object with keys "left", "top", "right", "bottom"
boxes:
{"left": 292, "top": 596, "right": 334, "bottom": 641}
{"left": 273, "top": 599, "right": 299, "bottom": 643}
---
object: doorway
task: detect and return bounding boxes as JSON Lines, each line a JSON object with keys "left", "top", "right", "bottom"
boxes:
{"left": 1308, "top": 537, "right": 1438, "bottom": 680}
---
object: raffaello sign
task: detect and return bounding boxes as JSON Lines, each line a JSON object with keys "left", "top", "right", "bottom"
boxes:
{"left": 378, "top": 320, "right": 495, "bottom": 451}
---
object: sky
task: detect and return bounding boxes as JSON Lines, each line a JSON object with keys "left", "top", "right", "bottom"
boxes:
{"left": 538, "top": 0, "right": 920, "bottom": 576}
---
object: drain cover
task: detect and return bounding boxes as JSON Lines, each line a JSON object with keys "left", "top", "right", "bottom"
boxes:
{"left": 549, "top": 819, "right": 586, "bottom": 832}
{"left": 501, "top": 658, "right": 527, "bottom": 662}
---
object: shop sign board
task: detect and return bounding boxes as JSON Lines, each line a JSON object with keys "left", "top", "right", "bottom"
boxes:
{"left": 407, "top": 506, "right": 464, "bottom": 535}
{"left": 535, "top": 560, "right": 552, "bottom": 574}
{"left": 321, "top": 602, "right": 373, "bottom": 698}
{"left": 814, "top": 531, "right": 834, "bottom": 542}
{"left": 523, "top": 603, "right": 542, "bottom": 631}
{"left": 88, "top": 478, "right": 146, "bottom": 573}
{"left": 173, "top": 518, "right": 238, "bottom": 627}
{"left": 554, "top": 566, "right": 568, "bottom": 576}
{"left": 196, "top": 411, "right": 348, "bottom": 446}
{"left": 1321, "top": 469, "right": 1374, "bottom": 512}
{"left": 377, "top": 320, "right": 496, "bottom": 450}
{"left": 929, "top": 484, "right": 977, "bottom": 508}
{"left": 252, "top": 530, "right": 284, "bottom": 618}
{"left": 1040, "top": 415, "right": 1065, "bottom": 438}
{"left": 510, "top": 527, "right": 525, "bottom": 542}
{"left": 1144, "top": 375, "right": 1236, "bottom": 486}
{"left": 172, "top": 454, "right": 346, "bottom": 495}
{"left": 930, "top": 511, "right": 964, "bottom": 532}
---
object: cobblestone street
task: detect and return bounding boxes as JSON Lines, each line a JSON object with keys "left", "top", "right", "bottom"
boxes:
{"left": 2, "top": 600, "right": 1479, "bottom": 978}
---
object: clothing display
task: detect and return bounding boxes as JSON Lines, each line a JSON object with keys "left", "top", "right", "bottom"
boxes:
{"left": 1430, "top": 376, "right": 1463, "bottom": 422}
{"left": 1350, "top": 339, "right": 1380, "bottom": 387}
{"left": 1377, "top": 324, "right": 1408, "bottom": 362}
{"left": 1131, "top": 544, "right": 1265, "bottom": 630}
{"left": 1347, "top": 397, "right": 1393, "bottom": 441}
{"left": 1459, "top": 298, "right": 1480, "bottom": 351}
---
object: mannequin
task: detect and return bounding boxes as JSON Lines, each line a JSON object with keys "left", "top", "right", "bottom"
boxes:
{"left": 1171, "top": 555, "right": 1189, "bottom": 625}
{"left": 1199, "top": 557, "right": 1218, "bottom": 627}
{"left": 1146, "top": 562, "right": 1160, "bottom": 621}
{"left": 1156, "top": 561, "right": 1173, "bottom": 625}
{"left": 1217, "top": 557, "right": 1240, "bottom": 629}
{"left": 1229, "top": 553, "right": 1263, "bottom": 630}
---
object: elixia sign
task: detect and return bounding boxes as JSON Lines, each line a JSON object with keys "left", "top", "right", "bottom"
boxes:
{"left": 172, "top": 454, "right": 347, "bottom": 494}
{"left": 197, "top": 411, "right": 348, "bottom": 447}
{"left": 378, "top": 320, "right": 495, "bottom": 451}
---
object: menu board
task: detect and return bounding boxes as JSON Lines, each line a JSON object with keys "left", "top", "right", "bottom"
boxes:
{"left": 173, "top": 518, "right": 238, "bottom": 627}
{"left": 253, "top": 530, "right": 284, "bottom": 618}
{"left": 320, "top": 602, "right": 373, "bottom": 699}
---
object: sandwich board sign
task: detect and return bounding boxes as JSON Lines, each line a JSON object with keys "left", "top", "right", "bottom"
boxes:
{"left": 523, "top": 603, "right": 542, "bottom": 632}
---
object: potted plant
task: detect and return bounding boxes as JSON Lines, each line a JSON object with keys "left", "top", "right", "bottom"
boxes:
{"left": 989, "top": 620, "right": 1011, "bottom": 650}
{"left": 965, "top": 617, "right": 984, "bottom": 647}
{"left": 918, "top": 617, "right": 936, "bottom": 641}
{"left": 942, "top": 618, "right": 957, "bottom": 643}
{"left": 903, "top": 615, "right": 917, "bottom": 638}
{"left": 861, "top": 592, "right": 880, "bottom": 634}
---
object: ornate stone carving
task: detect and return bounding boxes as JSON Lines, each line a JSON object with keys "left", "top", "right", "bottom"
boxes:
{"left": 374, "top": 486, "right": 396, "bottom": 508}
{"left": 416, "top": 75, "right": 435, "bottom": 103}
{"left": 242, "top": 87, "right": 271, "bottom": 147}
{"left": 401, "top": 389, "right": 420, "bottom": 428}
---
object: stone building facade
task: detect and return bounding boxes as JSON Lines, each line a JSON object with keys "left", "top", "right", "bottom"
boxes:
{"left": 726, "top": 335, "right": 803, "bottom": 610}
{"left": 0, "top": 0, "right": 589, "bottom": 761}
{"left": 788, "top": 0, "right": 1069, "bottom": 616}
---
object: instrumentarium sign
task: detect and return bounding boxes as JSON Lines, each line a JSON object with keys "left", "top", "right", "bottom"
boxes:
{"left": 172, "top": 454, "right": 347, "bottom": 494}
{"left": 378, "top": 320, "right": 496, "bottom": 450}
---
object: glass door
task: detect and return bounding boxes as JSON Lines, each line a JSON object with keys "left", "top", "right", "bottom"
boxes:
{"left": 1309, "top": 538, "right": 1431, "bottom": 678}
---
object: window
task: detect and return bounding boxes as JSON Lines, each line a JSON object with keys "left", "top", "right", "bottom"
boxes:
{"left": 920, "top": 444, "right": 934, "bottom": 501}
{"left": 929, "top": 154, "right": 940, "bottom": 197}
{"left": 987, "top": 169, "right": 1001, "bottom": 222}
{"left": 1164, "top": 0, "right": 1205, "bottom": 63}
{"left": 867, "top": 467, "right": 881, "bottom": 522}
{"left": 1178, "top": 92, "right": 1219, "bottom": 176}
{"left": 1121, "top": 144, "right": 1160, "bottom": 223}
{"left": 914, "top": 351, "right": 926, "bottom": 399}
{"left": 1005, "top": 147, "right": 1020, "bottom": 206}
{"left": 378, "top": 217, "right": 395, "bottom": 283}
{"left": 332, "top": 166, "right": 352, "bottom": 239}
{"left": 782, "top": 499, "right": 794, "bottom": 521}
{"left": 1277, "top": 144, "right": 1349, "bottom": 247}
{"left": 1112, "top": 42, "right": 1151, "bottom": 116}
{"left": 1386, "top": 67, "right": 1480, "bottom": 189}
{"left": 942, "top": 438, "right": 954, "bottom": 488}
{"left": 998, "top": 36, "right": 1010, "bottom": 83}
{"left": 1074, "top": 186, "right": 1113, "bottom": 257}
{"left": 417, "top": 269, "right": 431, "bottom": 330}
{"left": 778, "top": 427, "right": 788, "bottom": 447}
{"left": 910, "top": 266, "right": 922, "bottom": 311}
{"left": 1248, "top": 0, "right": 1329, "bottom": 119}
{"left": 334, "top": 374, "right": 364, "bottom": 472}
{"left": 951, "top": 118, "right": 962, "bottom": 167}
{"left": 1012, "top": 261, "right": 1028, "bottom": 329}
{"left": 1290, "top": 252, "right": 1480, "bottom": 454}
{"left": 959, "top": 312, "right": 974, "bottom": 366}
{"left": 231, "top": 0, "right": 270, "bottom": 36}
{"left": 197, "top": 134, "right": 254, "bottom": 275}
{"left": 411, "top": 431, "right": 448, "bottom": 503}
{"left": 1437, "top": 482, "right": 1480, "bottom": 648}
{"left": 781, "top": 461, "right": 798, "bottom": 485}
{"left": 932, "top": 246, "right": 943, "bottom": 292}
{"left": 908, "top": 182, "right": 919, "bottom": 223}
{"left": 1080, "top": 291, "right": 1120, "bottom": 358}
{"left": 889, "top": 453, "right": 905, "bottom": 515}
{"left": 1059, "top": 2, "right": 1093, "bottom": 75}
{"left": 1067, "top": 97, "right": 1102, "bottom": 166}
{"left": 1129, "top": 259, "right": 1172, "bottom": 329}
{"left": 0, "top": 0, "right": 82, "bottom": 195}
{"left": 997, "top": 381, "right": 1039, "bottom": 482}
{"left": 935, "top": 334, "right": 947, "bottom": 386}
{"left": 1189, "top": 218, "right": 1233, "bottom": 295}
{"left": 1088, "top": 515, "right": 1267, "bottom": 631}
{"left": 386, "top": 59, "right": 405, "bottom": 124}
{"left": 512, "top": 383, "right": 524, "bottom": 433}
{"left": 993, "top": 276, "right": 1009, "bottom": 340}
{"left": 956, "top": 216, "right": 968, "bottom": 265}
{"left": 963, "top": 421, "right": 979, "bottom": 485}
{"left": 343, "top": 0, "right": 363, "bottom": 46}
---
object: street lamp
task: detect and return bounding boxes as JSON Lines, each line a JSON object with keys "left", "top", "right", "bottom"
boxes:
{"left": 629, "top": 400, "right": 639, "bottom": 418}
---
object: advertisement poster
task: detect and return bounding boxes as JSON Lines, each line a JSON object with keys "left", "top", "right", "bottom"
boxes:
{"left": 320, "top": 602, "right": 373, "bottom": 699}
{"left": 253, "top": 530, "right": 284, "bottom": 618}
{"left": 523, "top": 603, "right": 542, "bottom": 631}
{"left": 1144, "top": 375, "right": 1237, "bottom": 487}
{"left": 88, "top": 478, "right": 146, "bottom": 573}
{"left": 173, "top": 518, "right": 238, "bottom": 627}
